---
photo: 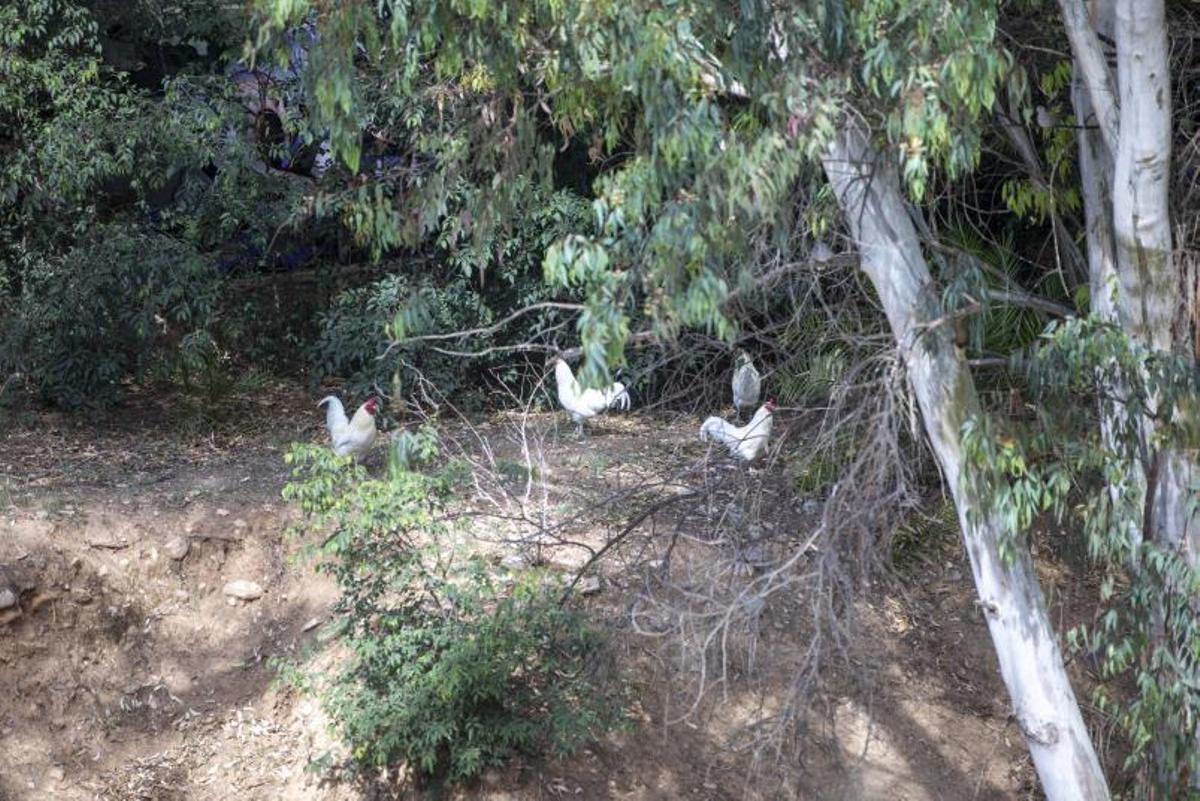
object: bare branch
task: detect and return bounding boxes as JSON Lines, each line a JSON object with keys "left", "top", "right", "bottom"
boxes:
{"left": 986, "top": 288, "right": 1075, "bottom": 318}
{"left": 398, "top": 301, "right": 584, "bottom": 345}
{"left": 555, "top": 330, "right": 659, "bottom": 362}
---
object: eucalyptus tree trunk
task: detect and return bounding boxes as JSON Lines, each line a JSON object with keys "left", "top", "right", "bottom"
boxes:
{"left": 1062, "top": 1, "right": 1199, "bottom": 788}
{"left": 821, "top": 121, "right": 1110, "bottom": 801}
{"left": 1110, "top": 0, "right": 1199, "bottom": 559}
{"left": 1062, "top": 0, "right": 1199, "bottom": 558}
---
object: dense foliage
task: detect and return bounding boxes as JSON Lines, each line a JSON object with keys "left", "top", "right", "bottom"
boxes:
{"left": 311, "top": 180, "right": 592, "bottom": 402}
{"left": 0, "top": 0, "right": 594, "bottom": 407}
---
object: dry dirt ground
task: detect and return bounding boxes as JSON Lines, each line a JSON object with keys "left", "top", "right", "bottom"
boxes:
{"left": 0, "top": 383, "right": 1106, "bottom": 800}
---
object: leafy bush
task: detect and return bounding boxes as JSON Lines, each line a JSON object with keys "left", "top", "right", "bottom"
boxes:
{"left": 0, "top": 0, "right": 296, "bottom": 410}
{"left": 309, "top": 182, "right": 590, "bottom": 403}
{"left": 0, "top": 227, "right": 233, "bottom": 406}
{"left": 282, "top": 443, "right": 625, "bottom": 787}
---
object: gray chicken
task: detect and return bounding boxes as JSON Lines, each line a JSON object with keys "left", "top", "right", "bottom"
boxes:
{"left": 731, "top": 350, "right": 762, "bottom": 423}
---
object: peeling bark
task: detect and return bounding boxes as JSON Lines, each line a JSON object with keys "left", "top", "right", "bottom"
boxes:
{"left": 822, "top": 121, "right": 1111, "bottom": 801}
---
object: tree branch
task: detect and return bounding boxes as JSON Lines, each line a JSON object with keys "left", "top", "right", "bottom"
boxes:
{"left": 986, "top": 288, "right": 1075, "bottom": 319}
{"left": 397, "top": 301, "right": 585, "bottom": 345}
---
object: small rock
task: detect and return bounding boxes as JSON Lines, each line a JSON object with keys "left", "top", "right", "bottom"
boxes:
{"left": 801, "top": 499, "right": 821, "bottom": 514}
{"left": 215, "top": 508, "right": 230, "bottom": 517}
{"left": 173, "top": 589, "right": 190, "bottom": 601}
{"left": 500, "top": 554, "right": 527, "bottom": 570}
{"left": 481, "top": 768, "right": 502, "bottom": 788}
{"left": 946, "top": 568, "right": 964, "bottom": 582}
{"left": 35, "top": 510, "right": 49, "bottom": 521}
{"left": 233, "top": 519, "right": 248, "bottom": 530}
{"left": 163, "top": 537, "right": 190, "bottom": 561}
{"left": 96, "top": 566, "right": 109, "bottom": 578}
{"left": 49, "top": 766, "right": 64, "bottom": 783}
{"left": 73, "top": 590, "right": 93, "bottom": 605}
{"left": 0, "top": 588, "right": 17, "bottom": 610}
{"left": 579, "top": 576, "right": 601, "bottom": 596}
{"left": 223, "top": 580, "right": 264, "bottom": 601}
{"left": 302, "top": 617, "right": 321, "bottom": 632}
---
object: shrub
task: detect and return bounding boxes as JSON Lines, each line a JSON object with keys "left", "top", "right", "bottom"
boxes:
{"left": 0, "top": 226, "right": 233, "bottom": 407}
{"left": 282, "top": 443, "right": 625, "bottom": 788}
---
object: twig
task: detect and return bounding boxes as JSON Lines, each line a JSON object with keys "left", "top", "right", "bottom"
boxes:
{"left": 915, "top": 301, "right": 983, "bottom": 333}
{"left": 86, "top": 539, "right": 130, "bottom": 551}
{"left": 968, "top": 356, "right": 1011, "bottom": 369}
{"left": 186, "top": 533, "right": 244, "bottom": 544}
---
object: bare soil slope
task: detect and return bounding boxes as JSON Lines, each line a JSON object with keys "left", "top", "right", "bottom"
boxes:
{"left": 0, "top": 386, "right": 1069, "bottom": 800}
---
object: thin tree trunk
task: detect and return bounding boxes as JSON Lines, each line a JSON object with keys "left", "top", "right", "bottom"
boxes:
{"left": 1070, "top": 32, "right": 1118, "bottom": 326}
{"left": 1056, "top": 0, "right": 1120, "bottom": 154}
{"left": 1107, "top": 0, "right": 1199, "bottom": 562}
{"left": 1112, "top": 0, "right": 1173, "bottom": 352}
{"left": 1069, "top": 5, "right": 1148, "bottom": 561}
{"left": 822, "top": 121, "right": 1111, "bottom": 801}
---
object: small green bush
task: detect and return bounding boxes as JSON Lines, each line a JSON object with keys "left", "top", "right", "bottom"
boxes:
{"left": 282, "top": 443, "right": 625, "bottom": 788}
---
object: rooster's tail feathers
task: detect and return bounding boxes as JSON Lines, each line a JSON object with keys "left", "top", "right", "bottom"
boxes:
{"left": 607, "top": 382, "right": 631, "bottom": 411}
{"left": 318, "top": 395, "right": 348, "bottom": 434}
{"left": 699, "top": 416, "right": 725, "bottom": 443}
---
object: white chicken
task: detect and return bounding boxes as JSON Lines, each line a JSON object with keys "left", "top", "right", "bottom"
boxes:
{"left": 553, "top": 358, "right": 631, "bottom": 434}
{"left": 700, "top": 400, "right": 776, "bottom": 462}
{"left": 731, "top": 350, "right": 761, "bottom": 423}
{"left": 318, "top": 396, "right": 379, "bottom": 458}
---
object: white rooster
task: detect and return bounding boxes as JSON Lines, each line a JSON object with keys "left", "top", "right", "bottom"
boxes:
{"left": 700, "top": 400, "right": 776, "bottom": 462}
{"left": 553, "top": 357, "right": 631, "bottom": 435}
{"left": 731, "top": 350, "right": 761, "bottom": 423}
{"left": 318, "top": 396, "right": 379, "bottom": 459}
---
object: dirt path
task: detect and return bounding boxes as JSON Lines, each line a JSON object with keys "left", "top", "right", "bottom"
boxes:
{"left": 0, "top": 389, "right": 1042, "bottom": 800}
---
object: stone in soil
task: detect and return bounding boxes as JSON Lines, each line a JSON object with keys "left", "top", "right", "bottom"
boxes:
{"left": 223, "top": 580, "right": 264, "bottom": 600}
{"left": 163, "top": 536, "right": 190, "bottom": 561}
